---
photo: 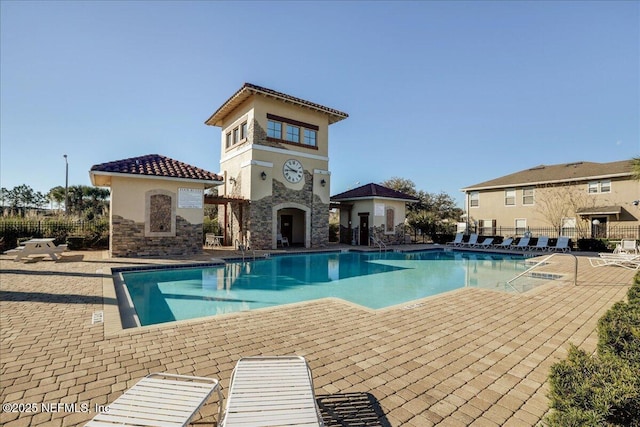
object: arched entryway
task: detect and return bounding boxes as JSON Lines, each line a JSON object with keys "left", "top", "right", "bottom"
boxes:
{"left": 272, "top": 202, "right": 310, "bottom": 249}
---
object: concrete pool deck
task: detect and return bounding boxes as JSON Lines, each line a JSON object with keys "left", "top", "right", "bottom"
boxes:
{"left": 0, "top": 246, "right": 635, "bottom": 426}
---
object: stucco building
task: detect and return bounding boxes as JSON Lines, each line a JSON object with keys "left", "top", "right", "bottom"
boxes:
{"left": 204, "top": 83, "right": 348, "bottom": 249}
{"left": 331, "top": 183, "right": 419, "bottom": 245}
{"left": 90, "top": 154, "right": 222, "bottom": 257}
{"left": 461, "top": 160, "right": 640, "bottom": 239}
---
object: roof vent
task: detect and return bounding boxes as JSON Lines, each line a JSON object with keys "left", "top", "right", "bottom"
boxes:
{"left": 566, "top": 162, "right": 583, "bottom": 167}
{"left": 528, "top": 165, "right": 545, "bottom": 171}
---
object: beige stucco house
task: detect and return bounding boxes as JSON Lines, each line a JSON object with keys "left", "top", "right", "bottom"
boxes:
{"left": 90, "top": 154, "right": 223, "bottom": 257}
{"left": 204, "top": 83, "right": 348, "bottom": 249}
{"left": 461, "top": 160, "right": 640, "bottom": 239}
{"left": 331, "top": 183, "right": 419, "bottom": 245}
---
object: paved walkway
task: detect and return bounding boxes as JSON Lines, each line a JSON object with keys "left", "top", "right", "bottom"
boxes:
{"left": 0, "top": 247, "right": 634, "bottom": 426}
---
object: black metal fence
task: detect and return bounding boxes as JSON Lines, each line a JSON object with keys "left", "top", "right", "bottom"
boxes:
{"left": 470, "top": 225, "right": 640, "bottom": 240}
{"left": 0, "top": 219, "right": 109, "bottom": 249}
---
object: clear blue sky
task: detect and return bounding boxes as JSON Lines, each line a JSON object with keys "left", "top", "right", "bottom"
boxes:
{"left": 1, "top": 1, "right": 638, "bottom": 207}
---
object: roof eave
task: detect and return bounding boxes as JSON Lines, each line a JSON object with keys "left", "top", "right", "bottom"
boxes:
{"left": 461, "top": 171, "right": 634, "bottom": 192}
{"left": 205, "top": 84, "right": 348, "bottom": 127}
{"left": 89, "top": 170, "right": 224, "bottom": 188}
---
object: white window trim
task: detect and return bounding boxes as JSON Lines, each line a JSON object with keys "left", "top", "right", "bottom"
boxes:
{"left": 522, "top": 187, "right": 535, "bottom": 206}
{"left": 504, "top": 189, "right": 516, "bottom": 207}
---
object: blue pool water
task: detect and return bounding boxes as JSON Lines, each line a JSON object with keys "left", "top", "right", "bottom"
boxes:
{"left": 121, "top": 250, "right": 527, "bottom": 326}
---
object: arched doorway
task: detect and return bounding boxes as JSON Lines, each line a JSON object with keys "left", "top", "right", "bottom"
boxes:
{"left": 272, "top": 202, "right": 311, "bottom": 249}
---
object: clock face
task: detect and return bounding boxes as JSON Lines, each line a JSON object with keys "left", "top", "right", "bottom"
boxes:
{"left": 283, "top": 159, "right": 304, "bottom": 183}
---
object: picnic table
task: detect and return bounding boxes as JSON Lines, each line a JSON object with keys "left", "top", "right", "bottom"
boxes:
{"left": 6, "top": 238, "right": 68, "bottom": 261}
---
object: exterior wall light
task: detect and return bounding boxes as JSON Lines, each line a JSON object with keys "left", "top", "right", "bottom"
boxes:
{"left": 260, "top": 171, "right": 267, "bottom": 180}
{"left": 320, "top": 179, "right": 326, "bottom": 187}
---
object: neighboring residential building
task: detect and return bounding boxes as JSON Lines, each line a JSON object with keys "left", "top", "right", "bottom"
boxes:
{"left": 331, "top": 183, "right": 419, "bottom": 245}
{"left": 461, "top": 160, "right": 640, "bottom": 239}
{"left": 90, "top": 154, "right": 223, "bottom": 257}
{"left": 205, "top": 83, "right": 348, "bottom": 249}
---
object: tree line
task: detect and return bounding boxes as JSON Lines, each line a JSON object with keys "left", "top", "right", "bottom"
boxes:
{"left": 0, "top": 184, "right": 109, "bottom": 219}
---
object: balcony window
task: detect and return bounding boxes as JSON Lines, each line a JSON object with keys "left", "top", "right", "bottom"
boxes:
{"left": 267, "top": 119, "right": 282, "bottom": 139}
{"left": 304, "top": 129, "right": 317, "bottom": 146}
{"left": 286, "top": 124, "right": 300, "bottom": 143}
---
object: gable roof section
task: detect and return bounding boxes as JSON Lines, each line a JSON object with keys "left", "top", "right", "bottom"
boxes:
{"left": 90, "top": 154, "right": 223, "bottom": 187}
{"left": 205, "top": 82, "right": 349, "bottom": 127}
{"left": 462, "top": 160, "right": 634, "bottom": 191}
{"left": 332, "top": 183, "right": 419, "bottom": 202}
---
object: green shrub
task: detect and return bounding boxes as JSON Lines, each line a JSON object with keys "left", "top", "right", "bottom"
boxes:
{"left": 546, "top": 275, "right": 640, "bottom": 426}
{"left": 597, "top": 301, "right": 640, "bottom": 369}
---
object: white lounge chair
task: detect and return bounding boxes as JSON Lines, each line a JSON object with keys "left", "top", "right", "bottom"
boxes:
{"left": 277, "top": 233, "right": 289, "bottom": 247}
{"left": 619, "top": 239, "right": 638, "bottom": 254}
{"left": 459, "top": 234, "right": 479, "bottom": 248}
{"left": 589, "top": 253, "right": 640, "bottom": 270}
{"left": 85, "top": 373, "right": 223, "bottom": 427}
{"left": 528, "top": 236, "right": 550, "bottom": 251}
{"left": 511, "top": 237, "right": 530, "bottom": 251}
{"left": 492, "top": 237, "right": 513, "bottom": 249}
{"left": 446, "top": 233, "right": 464, "bottom": 247}
{"left": 221, "top": 356, "right": 324, "bottom": 427}
{"left": 471, "top": 237, "right": 494, "bottom": 249}
{"left": 551, "top": 236, "right": 571, "bottom": 253}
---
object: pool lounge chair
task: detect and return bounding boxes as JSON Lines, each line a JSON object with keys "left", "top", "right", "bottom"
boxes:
{"left": 446, "top": 233, "right": 464, "bottom": 247}
{"left": 589, "top": 253, "right": 640, "bottom": 270}
{"left": 471, "top": 237, "right": 494, "bottom": 249}
{"left": 619, "top": 239, "right": 638, "bottom": 254}
{"left": 459, "top": 234, "right": 479, "bottom": 248}
{"left": 277, "top": 233, "right": 289, "bottom": 247}
{"left": 84, "top": 373, "right": 223, "bottom": 427}
{"left": 528, "top": 236, "right": 550, "bottom": 251}
{"left": 492, "top": 237, "right": 514, "bottom": 250}
{"left": 220, "top": 356, "right": 324, "bottom": 427}
{"left": 550, "top": 236, "right": 571, "bottom": 253}
{"left": 511, "top": 237, "right": 531, "bottom": 251}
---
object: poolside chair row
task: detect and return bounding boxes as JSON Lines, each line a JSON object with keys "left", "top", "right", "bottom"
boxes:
{"left": 446, "top": 233, "right": 571, "bottom": 252}
{"left": 85, "top": 356, "right": 324, "bottom": 427}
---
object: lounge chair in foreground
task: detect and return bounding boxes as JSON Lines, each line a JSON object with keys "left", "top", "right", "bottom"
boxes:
{"left": 492, "top": 237, "right": 514, "bottom": 250}
{"left": 551, "top": 236, "right": 571, "bottom": 253}
{"left": 589, "top": 253, "right": 640, "bottom": 270}
{"left": 511, "top": 237, "right": 531, "bottom": 251}
{"left": 220, "top": 356, "right": 324, "bottom": 427}
{"left": 446, "top": 233, "right": 464, "bottom": 246}
{"left": 528, "top": 236, "right": 550, "bottom": 251}
{"left": 84, "top": 373, "right": 223, "bottom": 427}
{"left": 459, "top": 234, "right": 479, "bottom": 248}
{"left": 472, "top": 237, "right": 494, "bottom": 249}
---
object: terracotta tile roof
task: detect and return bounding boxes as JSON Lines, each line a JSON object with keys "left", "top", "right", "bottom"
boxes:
{"left": 462, "top": 160, "right": 634, "bottom": 191}
{"left": 90, "top": 154, "right": 223, "bottom": 182}
{"left": 331, "top": 183, "right": 419, "bottom": 202}
{"left": 205, "top": 82, "right": 349, "bottom": 127}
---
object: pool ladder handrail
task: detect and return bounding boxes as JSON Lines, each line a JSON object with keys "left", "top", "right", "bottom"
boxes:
{"left": 505, "top": 252, "right": 578, "bottom": 292}
{"left": 370, "top": 235, "right": 387, "bottom": 252}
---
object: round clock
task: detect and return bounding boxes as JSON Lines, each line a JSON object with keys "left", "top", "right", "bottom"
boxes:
{"left": 283, "top": 159, "right": 304, "bottom": 183}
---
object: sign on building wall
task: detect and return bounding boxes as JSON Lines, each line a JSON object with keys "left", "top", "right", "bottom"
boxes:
{"left": 374, "top": 203, "right": 385, "bottom": 217}
{"left": 178, "top": 188, "right": 203, "bottom": 208}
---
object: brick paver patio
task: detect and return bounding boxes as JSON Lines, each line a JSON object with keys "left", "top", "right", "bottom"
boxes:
{"left": 0, "top": 247, "right": 634, "bottom": 426}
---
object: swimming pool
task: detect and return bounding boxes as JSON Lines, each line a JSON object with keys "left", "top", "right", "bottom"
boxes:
{"left": 119, "top": 250, "right": 528, "bottom": 327}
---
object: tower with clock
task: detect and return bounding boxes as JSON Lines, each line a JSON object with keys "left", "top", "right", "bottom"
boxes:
{"left": 205, "top": 83, "right": 348, "bottom": 249}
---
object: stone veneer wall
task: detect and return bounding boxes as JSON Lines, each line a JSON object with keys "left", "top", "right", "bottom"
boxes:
{"left": 111, "top": 214, "right": 202, "bottom": 257}
{"left": 247, "top": 173, "right": 329, "bottom": 250}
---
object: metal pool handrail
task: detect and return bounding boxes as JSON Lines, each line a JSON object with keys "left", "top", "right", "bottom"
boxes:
{"left": 506, "top": 252, "right": 578, "bottom": 292}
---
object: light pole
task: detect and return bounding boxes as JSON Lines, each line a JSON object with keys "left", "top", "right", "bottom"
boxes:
{"left": 64, "top": 154, "right": 69, "bottom": 215}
